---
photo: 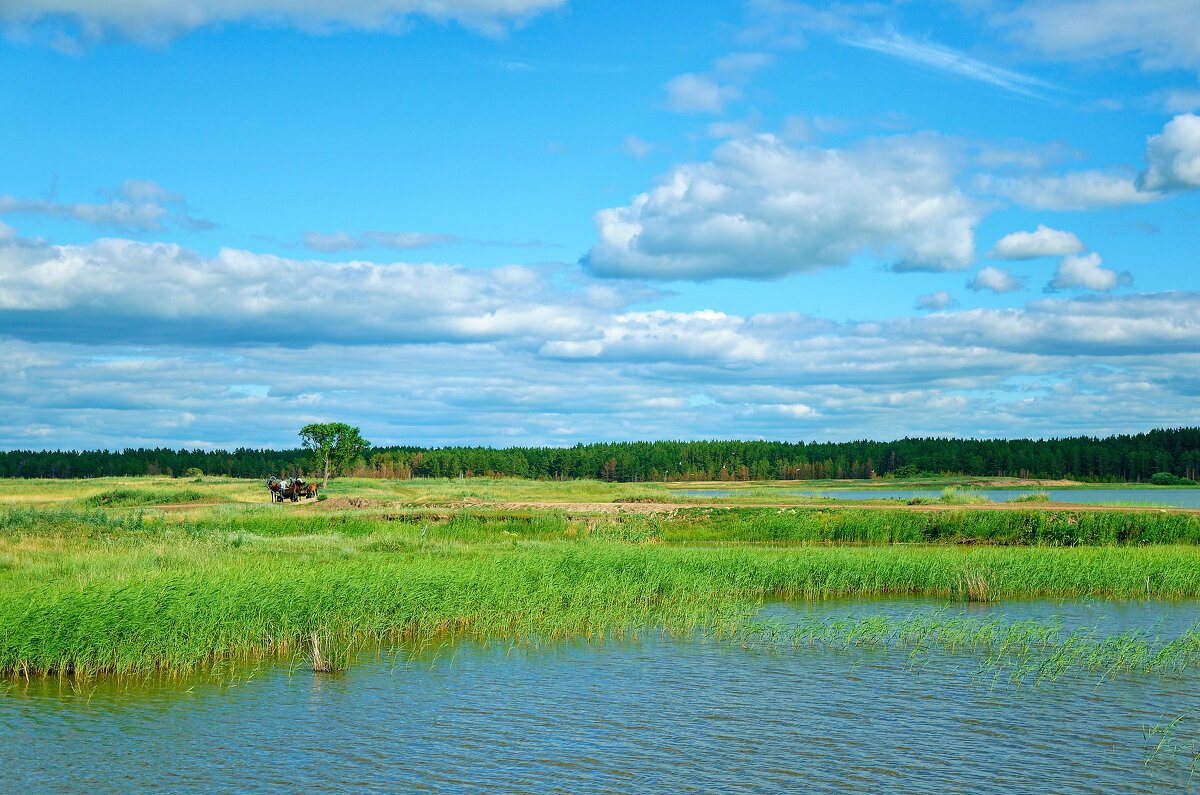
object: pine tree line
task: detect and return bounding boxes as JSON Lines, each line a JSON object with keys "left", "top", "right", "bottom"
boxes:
{"left": 2, "top": 428, "right": 1199, "bottom": 482}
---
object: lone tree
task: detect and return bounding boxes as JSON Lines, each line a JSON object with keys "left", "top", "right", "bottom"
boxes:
{"left": 299, "top": 422, "right": 371, "bottom": 487}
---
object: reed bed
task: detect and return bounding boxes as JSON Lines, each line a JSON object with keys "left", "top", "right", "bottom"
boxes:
{"left": 3, "top": 533, "right": 1200, "bottom": 679}
{"left": 728, "top": 612, "right": 1200, "bottom": 684}
{"left": 3, "top": 495, "right": 1200, "bottom": 681}
{"left": 676, "top": 506, "right": 1200, "bottom": 545}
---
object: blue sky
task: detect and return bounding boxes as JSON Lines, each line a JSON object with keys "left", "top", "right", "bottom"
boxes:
{"left": 2, "top": 0, "right": 1200, "bottom": 449}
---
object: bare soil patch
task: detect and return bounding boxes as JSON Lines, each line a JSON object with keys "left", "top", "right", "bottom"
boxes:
{"left": 297, "top": 497, "right": 388, "bottom": 512}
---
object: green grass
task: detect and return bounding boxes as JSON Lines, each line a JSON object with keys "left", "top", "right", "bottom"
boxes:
{"left": 4, "top": 504, "right": 1200, "bottom": 678}
{"left": 3, "top": 476, "right": 1200, "bottom": 681}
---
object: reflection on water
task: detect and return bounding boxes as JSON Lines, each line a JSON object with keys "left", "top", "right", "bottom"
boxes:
{"left": 5, "top": 598, "right": 1199, "bottom": 793}
{"left": 672, "top": 488, "right": 1200, "bottom": 508}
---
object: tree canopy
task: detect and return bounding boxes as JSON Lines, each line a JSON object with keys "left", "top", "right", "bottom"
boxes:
{"left": 299, "top": 422, "right": 371, "bottom": 486}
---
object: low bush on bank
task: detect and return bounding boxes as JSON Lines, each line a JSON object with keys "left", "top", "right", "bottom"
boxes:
{"left": 1150, "top": 472, "right": 1199, "bottom": 486}
{"left": 79, "top": 487, "right": 220, "bottom": 508}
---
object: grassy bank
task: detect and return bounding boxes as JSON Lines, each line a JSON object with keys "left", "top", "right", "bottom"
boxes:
{"left": 2, "top": 476, "right": 1199, "bottom": 680}
{"left": 4, "top": 507, "right": 1200, "bottom": 678}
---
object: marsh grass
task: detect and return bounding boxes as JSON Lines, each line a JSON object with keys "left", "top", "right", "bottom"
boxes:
{"left": 591, "top": 513, "right": 665, "bottom": 543}
{"left": 306, "top": 628, "right": 352, "bottom": 673}
{"left": 3, "top": 478, "right": 1200, "bottom": 681}
{"left": 956, "top": 569, "right": 996, "bottom": 602}
{"left": 906, "top": 487, "right": 992, "bottom": 506}
{"left": 671, "top": 506, "right": 1200, "bottom": 545}
{"left": 5, "top": 530, "right": 1200, "bottom": 680}
{"left": 730, "top": 612, "right": 1200, "bottom": 685}
{"left": 1144, "top": 705, "right": 1200, "bottom": 776}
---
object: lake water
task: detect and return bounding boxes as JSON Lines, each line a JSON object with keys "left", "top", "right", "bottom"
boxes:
{"left": 6, "top": 598, "right": 1198, "bottom": 793}
{"left": 671, "top": 488, "right": 1200, "bottom": 508}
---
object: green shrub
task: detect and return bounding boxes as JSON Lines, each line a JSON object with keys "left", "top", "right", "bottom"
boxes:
{"left": 1150, "top": 472, "right": 1198, "bottom": 486}
{"left": 80, "top": 488, "right": 214, "bottom": 507}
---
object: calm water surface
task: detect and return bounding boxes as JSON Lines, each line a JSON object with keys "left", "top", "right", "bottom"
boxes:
{"left": 5, "top": 598, "right": 1198, "bottom": 793}
{"left": 672, "top": 488, "right": 1200, "bottom": 508}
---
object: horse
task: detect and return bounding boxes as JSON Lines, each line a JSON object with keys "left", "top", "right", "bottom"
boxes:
{"left": 303, "top": 482, "right": 320, "bottom": 499}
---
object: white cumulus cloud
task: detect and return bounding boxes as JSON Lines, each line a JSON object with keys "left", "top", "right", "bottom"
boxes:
{"left": 1047, "top": 252, "right": 1128, "bottom": 292}
{"left": 584, "top": 133, "right": 980, "bottom": 280}
{"left": 1138, "top": 113, "right": 1200, "bottom": 191}
{"left": 990, "top": 224, "right": 1086, "bottom": 259}
{"left": 969, "top": 266, "right": 1024, "bottom": 293}
{"left": 0, "top": 232, "right": 602, "bottom": 346}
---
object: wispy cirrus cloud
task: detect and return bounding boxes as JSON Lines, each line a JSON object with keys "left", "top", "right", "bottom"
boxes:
{"left": 2, "top": 0, "right": 567, "bottom": 49}
{"left": 302, "top": 230, "right": 460, "bottom": 252}
{"left": 300, "top": 229, "right": 552, "bottom": 252}
{"left": 975, "top": 170, "right": 1158, "bottom": 210}
{"left": 842, "top": 30, "right": 1056, "bottom": 99}
{"left": 0, "top": 179, "right": 215, "bottom": 233}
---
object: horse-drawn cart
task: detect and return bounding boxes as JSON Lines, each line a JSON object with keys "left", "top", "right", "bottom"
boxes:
{"left": 267, "top": 476, "right": 320, "bottom": 502}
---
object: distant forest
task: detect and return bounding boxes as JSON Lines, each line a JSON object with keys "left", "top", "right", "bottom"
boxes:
{"left": 2, "top": 428, "right": 1199, "bottom": 483}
